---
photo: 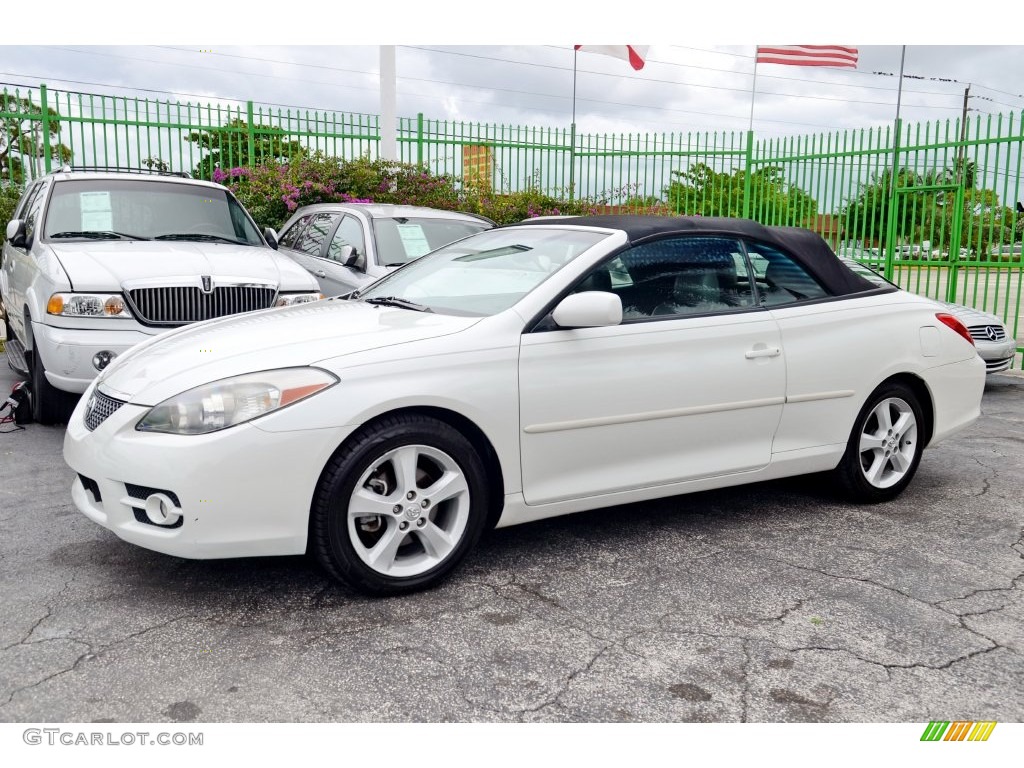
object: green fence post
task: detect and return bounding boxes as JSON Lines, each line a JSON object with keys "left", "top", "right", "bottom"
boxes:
{"left": 246, "top": 101, "right": 256, "bottom": 165}
{"left": 40, "top": 84, "right": 52, "bottom": 173}
{"left": 742, "top": 129, "right": 753, "bottom": 219}
{"left": 416, "top": 113, "right": 424, "bottom": 169}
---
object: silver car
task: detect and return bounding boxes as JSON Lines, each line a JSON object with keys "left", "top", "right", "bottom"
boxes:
{"left": 841, "top": 257, "right": 1017, "bottom": 373}
{"left": 275, "top": 203, "right": 495, "bottom": 297}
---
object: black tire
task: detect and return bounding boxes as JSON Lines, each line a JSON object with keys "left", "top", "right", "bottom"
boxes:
{"left": 834, "top": 381, "right": 925, "bottom": 503}
{"left": 30, "top": 346, "right": 78, "bottom": 426}
{"left": 310, "top": 414, "right": 490, "bottom": 596}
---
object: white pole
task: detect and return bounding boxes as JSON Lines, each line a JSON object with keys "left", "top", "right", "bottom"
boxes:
{"left": 748, "top": 54, "right": 759, "bottom": 132}
{"left": 379, "top": 45, "right": 397, "bottom": 161}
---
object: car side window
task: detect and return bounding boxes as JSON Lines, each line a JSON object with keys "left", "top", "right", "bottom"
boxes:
{"left": 12, "top": 182, "right": 41, "bottom": 222}
{"left": 571, "top": 236, "right": 755, "bottom": 320}
{"left": 22, "top": 181, "right": 49, "bottom": 245}
{"left": 744, "top": 241, "right": 829, "bottom": 306}
{"left": 292, "top": 212, "right": 340, "bottom": 258}
{"left": 326, "top": 215, "right": 366, "bottom": 265}
{"left": 278, "top": 213, "right": 314, "bottom": 250}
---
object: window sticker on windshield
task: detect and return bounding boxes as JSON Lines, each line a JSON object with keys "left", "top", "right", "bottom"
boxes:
{"left": 79, "top": 191, "right": 113, "bottom": 231}
{"left": 396, "top": 224, "right": 431, "bottom": 258}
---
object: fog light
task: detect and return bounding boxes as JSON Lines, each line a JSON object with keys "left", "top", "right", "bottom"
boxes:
{"left": 144, "top": 493, "right": 182, "bottom": 526}
{"left": 92, "top": 350, "right": 116, "bottom": 371}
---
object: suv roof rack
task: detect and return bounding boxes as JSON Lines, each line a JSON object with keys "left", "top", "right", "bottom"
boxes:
{"left": 55, "top": 165, "right": 193, "bottom": 179}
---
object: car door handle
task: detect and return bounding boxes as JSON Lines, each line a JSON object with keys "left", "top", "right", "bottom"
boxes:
{"left": 745, "top": 346, "right": 781, "bottom": 359}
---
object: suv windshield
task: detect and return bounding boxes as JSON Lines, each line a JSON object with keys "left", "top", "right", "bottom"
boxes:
{"left": 359, "top": 227, "right": 608, "bottom": 316}
{"left": 43, "top": 178, "right": 263, "bottom": 245}
{"left": 371, "top": 216, "right": 491, "bottom": 266}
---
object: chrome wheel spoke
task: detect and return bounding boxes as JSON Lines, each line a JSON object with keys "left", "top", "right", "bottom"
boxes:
{"left": 890, "top": 448, "right": 911, "bottom": 473}
{"left": 364, "top": 521, "right": 407, "bottom": 571}
{"left": 392, "top": 445, "right": 421, "bottom": 495}
{"left": 349, "top": 487, "right": 397, "bottom": 519}
{"left": 860, "top": 433, "right": 886, "bottom": 453}
{"left": 864, "top": 452, "right": 888, "bottom": 485}
{"left": 422, "top": 471, "right": 468, "bottom": 505}
{"left": 417, "top": 520, "right": 455, "bottom": 561}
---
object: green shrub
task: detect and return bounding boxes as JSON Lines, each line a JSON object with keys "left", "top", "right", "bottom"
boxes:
{"left": 216, "top": 154, "right": 606, "bottom": 230}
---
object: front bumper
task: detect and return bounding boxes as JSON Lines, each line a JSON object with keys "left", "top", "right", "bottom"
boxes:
{"left": 63, "top": 390, "right": 355, "bottom": 559}
{"left": 975, "top": 337, "right": 1018, "bottom": 373}
{"left": 33, "top": 322, "right": 155, "bottom": 393}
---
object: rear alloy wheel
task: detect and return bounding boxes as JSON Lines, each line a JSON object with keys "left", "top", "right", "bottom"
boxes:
{"left": 311, "top": 415, "right": 489, "bottom": 596}
{"left": 835, "top": 382, "right": 924, "bottom": 503}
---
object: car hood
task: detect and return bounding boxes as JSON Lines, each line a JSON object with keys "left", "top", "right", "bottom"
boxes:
{"left": 97, "top": 299, "right": 481, "bottom": 404}
{"left": 50, "top": 241, "right": 316, "bottom": 291}
{"left": 938, "top": 301, "right": 1002, "bottom": 328}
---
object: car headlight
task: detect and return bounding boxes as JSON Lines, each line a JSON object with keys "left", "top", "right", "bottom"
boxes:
{"left": 136, "top": 367, "right": 338, "bottom": 435}
{"left": 276, "top": 292, "right": 324, "bottom": 307}
{"left": 47, "top": 293, "right": 132, "bottom": 318}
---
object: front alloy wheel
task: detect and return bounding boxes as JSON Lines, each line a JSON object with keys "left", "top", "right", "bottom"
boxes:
{"left": 311, "top": 415, "right": 489, "bottom": 595}
{"left": 835, "top": 381, "right": 925, "bottom": 503}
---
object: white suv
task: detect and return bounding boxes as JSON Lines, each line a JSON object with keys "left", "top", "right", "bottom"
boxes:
{"left": 1, "top": 168, "right": 322, "bottom": 424}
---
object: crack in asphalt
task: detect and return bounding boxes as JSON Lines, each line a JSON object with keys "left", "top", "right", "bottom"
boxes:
{"left": 0, "top": 615, "right": 198, "bottom": 709}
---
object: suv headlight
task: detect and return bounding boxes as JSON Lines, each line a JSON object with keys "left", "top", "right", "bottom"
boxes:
{"left": 47, "top": 293, "right": 132, "bottom": 318}
{"left": 136, "top": 367, "right": 338, "bottom": 435}
{"left": 276, "top": 292, "right": 324, "bottom": 307}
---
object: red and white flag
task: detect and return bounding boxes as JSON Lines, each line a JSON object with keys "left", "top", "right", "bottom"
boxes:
{"left": 574, "top": 45, "right": 649, "bottom": 71}
{"left": 756, "top": 45, "right": 858, "bottom": 68}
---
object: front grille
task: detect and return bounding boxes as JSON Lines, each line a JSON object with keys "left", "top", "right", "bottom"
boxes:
{"left": 968, "top": 324, "right": 1006, "bottom": 342}
{"left": 84, "top": 391, "right": 125, "bottom": 431}
{"left": 78, "top": 474, "right": 102, "bottom": 503}
{"left": 985, "top": 356, "right": 1013, "bottom": 373}
{"left": 125, "top": 483, "right": 184, "bottom": 529}
{"left": 125, "top": 285, "right": 276, "bottom": 326}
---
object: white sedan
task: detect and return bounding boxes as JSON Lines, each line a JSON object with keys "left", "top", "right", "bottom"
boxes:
{"left": 63, "top": 216, "right": 986, "bottom": 595}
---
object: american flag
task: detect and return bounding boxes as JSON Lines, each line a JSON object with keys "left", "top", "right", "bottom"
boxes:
{"left": 756, "top": 45, "right": 858, "bottom": 68}
{"left": 574, "top": 45, "right": 649, "bottom": 71}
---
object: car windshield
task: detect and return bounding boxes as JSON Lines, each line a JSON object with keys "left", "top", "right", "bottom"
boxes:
{"left": 358, "top": 227, "right": 609, "bottom": 316}
{"left": 43, "top": 178, "right": 263, "bottom": 245}
{"left": 371, "top": 216, "right": 492, "bottom": 266}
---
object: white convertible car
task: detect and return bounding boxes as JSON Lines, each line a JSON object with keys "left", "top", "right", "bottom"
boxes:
{"left": 64, "top": 216, "right": 986, "bottom": 595}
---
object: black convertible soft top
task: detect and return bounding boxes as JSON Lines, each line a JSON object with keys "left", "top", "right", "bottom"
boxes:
{"left": 512, "top": 215, "right": 880, "bottom": 297}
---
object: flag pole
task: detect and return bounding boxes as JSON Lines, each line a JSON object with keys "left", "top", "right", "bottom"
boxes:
{"left": 884, "top": 45, "right": 907, "bottom": 280}
{"left": 748, "top": 51, "right": 759, "bottom": 132}
{"left": 742, "top": 49, "right": 759, "bottom": 219}
{"left": 569, "top": 48, "right": 578, "bottom": 200}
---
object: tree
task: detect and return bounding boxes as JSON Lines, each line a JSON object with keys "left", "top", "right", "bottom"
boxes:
{"left": 185, "top": 119, "right": 307, "bottom": 180}
{"left": 841, "top": 163, "right": 1014, "bottom": 260}
{"left": 663, "top": 163, "right": 819, "bottom": 225}
{"left": 1, "top": 94, "right": 73, "bottom": 184}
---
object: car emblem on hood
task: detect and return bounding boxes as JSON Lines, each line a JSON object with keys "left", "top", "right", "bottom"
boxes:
{"left": 985, "top": 326, "right": 998, "bottom": 341}
{"left": 201, "top": 275, "right": 213, "bottom": 294}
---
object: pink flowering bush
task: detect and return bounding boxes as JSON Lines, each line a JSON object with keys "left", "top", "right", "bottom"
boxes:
{"left": 217, "top": 152, "right": 604, "bottom": 229}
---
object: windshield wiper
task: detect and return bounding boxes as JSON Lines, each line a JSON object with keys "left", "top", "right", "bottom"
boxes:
{"left": 153, "top": 233, "right": 247, "bottom": 244}
{"left": 50, "top": 230, "right": 150, "bottom": 240}
{"left": 364, "top": 296, "right": 433, "bottom": 312}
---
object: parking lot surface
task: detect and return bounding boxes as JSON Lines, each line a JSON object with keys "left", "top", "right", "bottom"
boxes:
{"left": 1, "top": 362, "right": 1022, "bottom": 723}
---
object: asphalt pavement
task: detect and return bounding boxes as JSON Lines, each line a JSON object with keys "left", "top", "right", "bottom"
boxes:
{"left": 1, "top": 358, "right": 1021, "bottom": 723}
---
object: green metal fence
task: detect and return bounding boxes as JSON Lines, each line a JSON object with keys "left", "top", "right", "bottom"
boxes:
{"left": 2, "top": 82, "right": 1021, "bottom": 367}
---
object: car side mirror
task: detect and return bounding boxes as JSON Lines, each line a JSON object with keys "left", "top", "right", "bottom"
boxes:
{"left": 337, "top": 244, "right": 359, "bottom": 268}
{"left": 263, "top": 227, "right": 279, "bottom": 250}
{"left": 6, "top": 219, "right": 26, "bottom": 248}
{"left": 551, "top": 292, "right": 623, "bottom": 328}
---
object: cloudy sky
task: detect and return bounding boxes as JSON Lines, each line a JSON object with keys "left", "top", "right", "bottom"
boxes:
{"left": 5, "top": 3, "right": 1022, "bottom": 142}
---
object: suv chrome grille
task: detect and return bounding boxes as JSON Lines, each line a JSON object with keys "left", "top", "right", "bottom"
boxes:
{"left": 84, "top": 391, "right": 125, "bottom": 431}
{"left": 967, "top": 324, "right": 1006, "bottom": 342}
{"left": 125, "top": 286, "right": 276, "bottom": 326}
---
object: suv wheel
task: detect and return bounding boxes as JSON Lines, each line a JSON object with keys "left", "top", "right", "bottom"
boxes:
{"left": 30, "top": 348, "right": 78, "bottom": 426}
